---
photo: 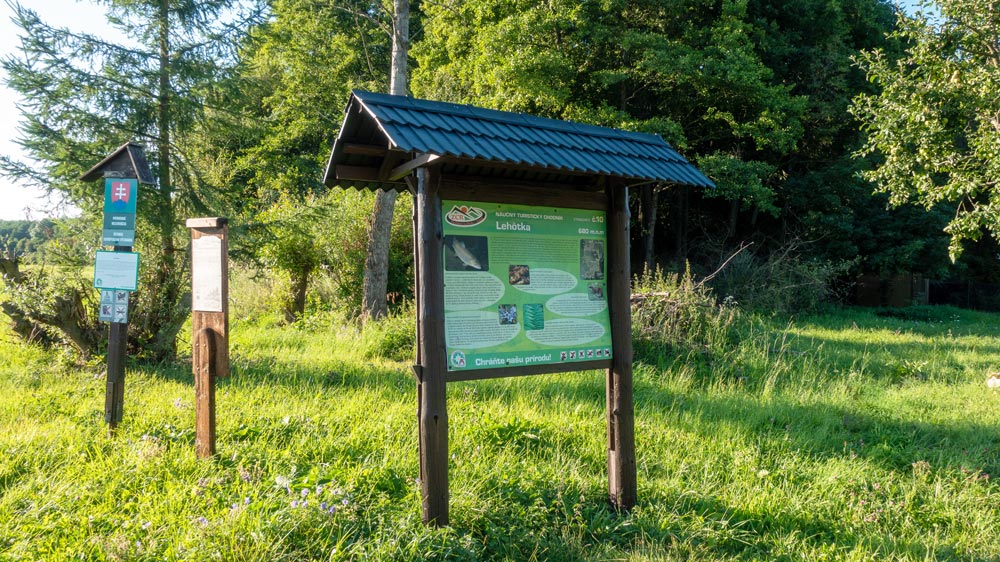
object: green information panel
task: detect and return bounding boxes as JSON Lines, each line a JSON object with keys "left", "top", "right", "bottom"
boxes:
{"left": 102, "top": 178, "right": 138, "bottom": 246}
{"left": 442, "top": 200, "right": 612, "bottom": 372}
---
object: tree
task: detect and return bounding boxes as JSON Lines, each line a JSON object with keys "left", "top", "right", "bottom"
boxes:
{"left": 196, "top": 0, "right": 399, "bottom": 321}
{"left": 411, "top": 0, "right": 807, "bottom": 260}
{"left": 2, "top": 0, "right": 263, "bottom": 358}
{"left": 852, "top": 0, "right": 1000, "bottom": 260}
{"left": 361, "top": 0, "right": 410, "bottom": 324}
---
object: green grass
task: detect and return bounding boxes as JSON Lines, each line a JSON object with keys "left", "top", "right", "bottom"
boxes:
{"left": 2, "top": 302, "right": 999, "bottom": 561}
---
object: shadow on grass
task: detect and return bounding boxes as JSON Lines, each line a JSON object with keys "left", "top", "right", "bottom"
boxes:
{"left": 129, "top": 352, "right": 415, "bottom": 394}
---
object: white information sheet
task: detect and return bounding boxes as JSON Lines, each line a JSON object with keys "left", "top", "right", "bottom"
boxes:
{"left": 192, "top": 235, "right": 224, "bottom": 312}
{"left": 93, "top": 251, "right": 140, "bottom": 291}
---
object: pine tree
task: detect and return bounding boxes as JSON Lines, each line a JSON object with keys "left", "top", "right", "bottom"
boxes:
{"left": 1, "top": 0, "right": 263, "bottom": 358}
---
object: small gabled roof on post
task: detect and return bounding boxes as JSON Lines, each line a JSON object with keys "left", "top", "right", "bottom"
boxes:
{"left": 323, "top": 91, "right": 714, "bottom": 191}
{"left": 80, "top": 142, "right": 155, "bottom": 184}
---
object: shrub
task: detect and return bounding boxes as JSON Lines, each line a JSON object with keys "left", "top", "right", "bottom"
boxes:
{"left": 631, "top": 265, "right": 738, "bottom": 364}
{"left": 707, "top": 243, "right": 854, "bottom": 314}
{"left": 0, "top": 266, "right": 103, "bottom": 356}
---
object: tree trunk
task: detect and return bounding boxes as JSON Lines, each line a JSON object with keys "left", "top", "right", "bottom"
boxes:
{"left": 639, "top": 185, "right": 658, "bottom": 275}
{"left": 284, "top": 267, "right": 310, "bottom": 324}
{"left": 389, "top": 0, "right": 408, "bottom": 97}
{"left": 672, "top": 185, "right": 689, "bottom": 264}
{"left": 150, "top": 0, "right": 180, "bottom": 360}
{"left": 361, "top": 0, "right": 409, "bottom": 324}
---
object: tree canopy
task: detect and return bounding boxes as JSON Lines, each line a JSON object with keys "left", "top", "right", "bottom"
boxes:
{"left": 852, "top": 0, "right": 1000, "bottom": 259}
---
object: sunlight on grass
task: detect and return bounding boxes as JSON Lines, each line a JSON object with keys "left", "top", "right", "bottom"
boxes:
{"left": 1, "top": 304, "right": 999, "bottom": 560}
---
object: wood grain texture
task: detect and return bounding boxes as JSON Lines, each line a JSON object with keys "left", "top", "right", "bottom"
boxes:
{"left": 605, "top": 179, "right": 637, "bottom": 510}
{"left": 104, "top": 320, "right": 127, "bottom": 431}
{"left": 415, "top": 167, "right": 449, "bottom": 526}
{"left": 440, "top": 178, "right": 606, "bottom": 210}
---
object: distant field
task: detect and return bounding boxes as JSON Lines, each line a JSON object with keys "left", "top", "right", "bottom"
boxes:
{"left": 1, "top": 303, "right": 999, "bottom": 561}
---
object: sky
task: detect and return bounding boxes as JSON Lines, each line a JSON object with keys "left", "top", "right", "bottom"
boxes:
{"left": 0, "top": 0, "right": 930, "bottom": 222}
{"left": 0, "top": 0, "right": 109, "bottom": 221}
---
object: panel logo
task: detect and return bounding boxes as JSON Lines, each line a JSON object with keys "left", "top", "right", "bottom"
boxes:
{"left": 449, "top": 350, "right": 467, "bottom": 368}
{"left": 445, "top": 205, "right": 487, "bottom": 227}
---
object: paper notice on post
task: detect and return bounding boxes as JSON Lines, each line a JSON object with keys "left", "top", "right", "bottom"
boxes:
{"left": 192, "top": 235, "right": 224, "bottom": 312}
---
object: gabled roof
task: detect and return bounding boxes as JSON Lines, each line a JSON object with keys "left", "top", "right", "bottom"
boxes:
{"left": 80, "top": 142, "right": 155, "bottom": 184}
{"left": 323, "top": 91, "right": 714, "bottom": 191}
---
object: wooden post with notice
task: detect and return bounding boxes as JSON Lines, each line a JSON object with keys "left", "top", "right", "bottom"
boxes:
{"left": 186, "top": 217, "right": 230, "bottom": 459}
{"left": 79, "top": 143, "right": 154, "bottom": 434}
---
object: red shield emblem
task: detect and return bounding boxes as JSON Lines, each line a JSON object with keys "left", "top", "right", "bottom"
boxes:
{"left": 111, "top": 182, "right": 131, "bottom": 204}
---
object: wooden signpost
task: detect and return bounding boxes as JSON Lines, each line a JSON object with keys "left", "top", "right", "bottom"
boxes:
{"left": 80, "top": 143, "right": 154, "bottom": 432}
{"left": 186, "top": 217, "right": 230, "bottom": 458}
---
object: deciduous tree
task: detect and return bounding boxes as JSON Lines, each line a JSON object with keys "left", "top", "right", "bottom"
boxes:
{"left": 852, "top": 0, "right": 1000, "bottom": 259}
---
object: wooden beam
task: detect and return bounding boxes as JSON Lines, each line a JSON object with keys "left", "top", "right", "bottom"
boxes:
{"left": 605, "top": 178, "right": 637, "bottom": 511}
{"left": 343, "top": 143, "right": 388, "bottom": 157}
{"left": 335, "top": 165, "right": 380, "bottom": 182}
{"left": 378, "top": 151, "right": 407, "bottom": 181}
{"left": 389, "top": 153, "right": 442, "bottom": 181}
{"left": 440, "top": 179, "right": 607, "bottom": 211}
{"left": 415, "top": 166, "right": 448, "bottom": 526}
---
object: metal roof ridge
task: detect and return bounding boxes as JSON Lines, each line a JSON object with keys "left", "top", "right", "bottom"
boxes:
{"left": 352, "top": 90, "right": 670, "bottom": 147}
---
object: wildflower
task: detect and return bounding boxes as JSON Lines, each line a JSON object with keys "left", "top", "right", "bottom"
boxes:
{"left": 301, "top": 488, "right": 309, "bottom": 498}
{"left": 196, "top": 516, "right": 209, "bottom": 526}
{"left": 173, "top": 398, "right": 183, "bottom": 408}
{"left": 290, "top": 500, "right": 299, "bottom": 508}
{"left": 142, "top": 521, "right": 152, "bottom": 530}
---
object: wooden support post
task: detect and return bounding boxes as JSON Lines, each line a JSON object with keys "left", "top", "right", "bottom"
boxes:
{"left": 606, "top": 181, "right": 637, "bottom": 510}
{"left": 194, "top": 327, "right": 217, "bottom": 458}
{"left": 415, "top": 167, "right": 449, "bottom": 526}
{"left": 104, "top": 318, "right": 128, "bottom": 431}
{"left": 187, "top": 218, "right": 230, "bottom": 459}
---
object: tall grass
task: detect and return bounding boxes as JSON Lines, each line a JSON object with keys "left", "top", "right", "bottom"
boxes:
{"left": 1, "top": 272, "right": 999, "bottom": 560}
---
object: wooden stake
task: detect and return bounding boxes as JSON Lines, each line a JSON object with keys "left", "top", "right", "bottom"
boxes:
{"left": 415, "top": 167, "right": 449, "bottom": 526}
{"left": 606, "top": 180, "right": 637, "bottom": 509}
{"left": 187, "top": 218, "right": 230, "bottom": 459}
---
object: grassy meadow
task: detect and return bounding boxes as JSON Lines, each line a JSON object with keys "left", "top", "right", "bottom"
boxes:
{"left": 1, "top": 276, "right": 1000, "bottom": 561}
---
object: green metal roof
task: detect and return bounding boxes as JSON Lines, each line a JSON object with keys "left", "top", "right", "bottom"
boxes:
{"left": 323, "top": 90, "right": 714, "bottom": 190}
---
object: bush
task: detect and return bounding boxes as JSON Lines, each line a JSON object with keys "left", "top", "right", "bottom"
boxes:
{"left": 707, "top": 243, "right": 854, "bottom": 314}
{"left": 244, "top": 190, "right": 414, "bottom": 322}
{"left": 631, "top": 265, "right": 738, "bottom": 364}
{"left": 0, "top": 266, "right": 103, "bottom": 356}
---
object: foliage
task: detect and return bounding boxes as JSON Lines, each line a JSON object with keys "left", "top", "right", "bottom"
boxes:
{"left": 238, "top": 189, "right": 413, "bottom": 322}
{"left": 360, "top": 301, "right": 415, "bottom": 361}
{"left": 410, "top": 0, "right": 953, "bottom": 283}
{"left": 0, "top": 266, "right": 102, "bottom": 354}
{"left": 631, "top": 266, "right": 738, "bottom": 365}
{"left": 197, "top": 0, "right": 398, "bottom": 320}
{"left": 852, "top": 0, "right": 1000, "bottom": 259}
{"left": 0, "top": 219, "right": 55, "bottom": 258}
